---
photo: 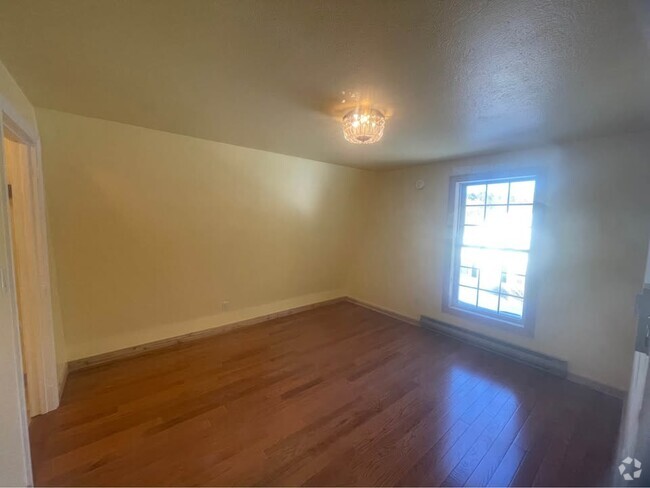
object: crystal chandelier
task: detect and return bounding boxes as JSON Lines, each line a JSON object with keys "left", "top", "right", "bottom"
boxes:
{"left": 342, "top": 107, "right": 386, "bottom": 144}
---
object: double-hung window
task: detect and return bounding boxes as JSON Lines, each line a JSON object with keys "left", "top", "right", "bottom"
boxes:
{"left": 444, "top": 171, "right": 540, "bottom": 333}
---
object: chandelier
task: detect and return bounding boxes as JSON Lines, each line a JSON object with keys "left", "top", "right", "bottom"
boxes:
{"left": 342, "top": 107, "right": 386, "bottom": 144}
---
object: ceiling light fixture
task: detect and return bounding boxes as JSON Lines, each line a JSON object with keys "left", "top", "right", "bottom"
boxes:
{"left": 342, "top": 107, "right": 386, "bottom": 144}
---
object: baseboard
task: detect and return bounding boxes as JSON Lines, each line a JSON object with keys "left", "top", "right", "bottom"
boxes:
{"left": 345, "top": 297, "right": 419, "bottom": 326}
{"left": 420, "top": 315, "right": 568, "bottom": 378}
{"left": 66, "top": 296, "right": 626, "bottom": 401}
{"left": 567, "top": 373, "right": 626, "bottom": 399}
{"left": 57, "top": 362, "right": 68, "bottom": 400}
{"left": 68, "top": 297, "right": 345, "bottom": 372}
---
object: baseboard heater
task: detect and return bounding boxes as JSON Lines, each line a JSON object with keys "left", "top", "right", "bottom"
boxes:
{"left": 420, "top": 316, "right": 568, "bottom": 378}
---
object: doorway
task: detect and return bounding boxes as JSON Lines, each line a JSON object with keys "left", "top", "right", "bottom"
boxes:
{"left": 5, "top": 134, "right": 32, "bottom": 416}
{"left": 1, "top": 119, "right": 60, "bottom": 418}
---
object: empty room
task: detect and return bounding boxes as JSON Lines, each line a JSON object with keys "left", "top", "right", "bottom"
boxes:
{"left": 0, "top": 1, "right": 649, "bottom": 487}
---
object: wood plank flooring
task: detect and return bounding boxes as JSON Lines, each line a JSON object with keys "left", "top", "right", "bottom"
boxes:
{"left": 30, "top": 302, "right": 622, "bottom": 486}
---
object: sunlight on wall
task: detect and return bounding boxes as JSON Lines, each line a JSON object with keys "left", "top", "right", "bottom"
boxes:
{"left": 349, "top": 134, "right": 650, "bottom": 390}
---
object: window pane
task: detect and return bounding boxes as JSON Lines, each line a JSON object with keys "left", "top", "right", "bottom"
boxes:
{"left": 458, "top": 286, "right": 478, "bottom": 306}
{"left": 478, "top": 266, "right": 501, "bottom": 293}
{"left": 459, "top": 246, "right": 476, "bottom": 268}
{"left": 462, "top": 226, "right": 482, "bottom": 247}
{"left": 485, "top": 205, "right": 507, "bottom": 225}
{"left": 507, "top": 205, "right": 533, "bottom": 228}
{"left": 465, "top": 184, "right": 486, "bottom": 205}
{"left": 459, "top": 266, "right": 479, "bottom": 288}
{"left": 501, "top": 273, "right": 526, "bottom": 298}
{"left": 499, "top": 295, "right": 524, "bottom": 318}
{"left": 462, "top": 248, "right": 530, "bottom": 279}
{"left": 500, "top": 250, "right": 529, "bottom": 275}
{"left": 509, "top": 180, "right": 535, "bottom": 204}
{"left": 452, "top": 176, "right": 536, "bottom": 326}
{"left": 478, "top": 291, "right": 499, "bottom": 311}
{"left": 464, "top": 206, "right": 484, "bottom": 225}
{"left": 486, "top": 182, "right": 509, "bottom": 204}
{"left": 460, "top": 247, "right": 493, "bottom": 268}
{"left": 510, "top": 226, "right": 532, "bottom": 250}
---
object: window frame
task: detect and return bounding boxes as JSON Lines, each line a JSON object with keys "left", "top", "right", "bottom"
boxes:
{"left": 442, "top": 168, "right": 544, "bottom": 337}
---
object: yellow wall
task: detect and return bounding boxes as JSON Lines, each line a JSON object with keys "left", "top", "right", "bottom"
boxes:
{"left": 0, "top": 61, "right": 37, "bottom": 136}
{"left": 37, "top": 104, "right": 650, "bottom": 391}
{"left": 349, "top": 133, "right": 650, "bottom": 390}
{"left": 38, "top": 106, "right": 649, "bottom": 391}
{"left": 37, "top": 108, "right": 365, "bottom": 360}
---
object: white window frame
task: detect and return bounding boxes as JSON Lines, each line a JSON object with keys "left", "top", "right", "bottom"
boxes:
{"left": 442, "top": 169, "right": 544, "bottom": 336}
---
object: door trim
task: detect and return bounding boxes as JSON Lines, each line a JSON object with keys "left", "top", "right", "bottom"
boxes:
{"left": 1, "top": 110, "right": 60, "bottom": 416}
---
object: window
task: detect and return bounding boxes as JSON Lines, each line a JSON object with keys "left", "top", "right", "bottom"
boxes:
{"left": 444, "top": 171, "right": 540, "bottom": 333}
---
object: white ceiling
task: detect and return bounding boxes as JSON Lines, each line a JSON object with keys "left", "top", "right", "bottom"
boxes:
{"left": 0, "top": 0, "right": 649, "bottom": 168}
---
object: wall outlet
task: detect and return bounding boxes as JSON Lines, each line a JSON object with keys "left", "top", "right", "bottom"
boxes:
{"left": 221, "top": 300, "right": 230, "bottom": 311}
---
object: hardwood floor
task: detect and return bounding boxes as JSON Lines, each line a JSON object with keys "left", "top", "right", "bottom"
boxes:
{"left": 30, "top": 302, "right": 622, "bottom": 486}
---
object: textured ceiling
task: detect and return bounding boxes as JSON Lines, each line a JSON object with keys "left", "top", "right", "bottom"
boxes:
{"left": 0, "top": 0, "right": 649, "bottom": 168}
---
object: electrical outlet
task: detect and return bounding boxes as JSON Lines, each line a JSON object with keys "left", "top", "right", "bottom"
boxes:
{"left": 221, "top": 300, "right": 230, "bottom": 311}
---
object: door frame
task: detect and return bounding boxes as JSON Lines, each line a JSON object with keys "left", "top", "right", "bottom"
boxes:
{"left": 0, "top": 109, "right": 60, "bottom": 416}
{"left": 614, "top": 235, "right": 650, "bottom": 484}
